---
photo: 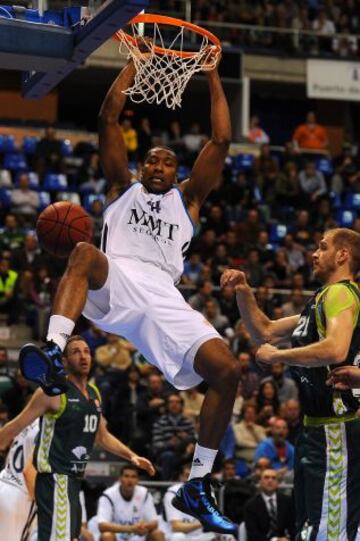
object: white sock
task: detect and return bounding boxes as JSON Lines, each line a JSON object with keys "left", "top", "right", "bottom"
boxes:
{"left": 47, "top": 315, "right": 75, "bottom": 351}
{"left": 189, "top": 444, "right": 218, "bottom": 479}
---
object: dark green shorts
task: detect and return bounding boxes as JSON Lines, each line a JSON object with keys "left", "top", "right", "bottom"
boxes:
{"left": 35, "top": 473, "right": 82, "bottom": 541}
{"left": 294, "top": 417, "right": 360, "bottom": 541}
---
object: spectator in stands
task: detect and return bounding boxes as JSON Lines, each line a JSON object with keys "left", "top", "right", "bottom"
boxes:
{"left": 183, "top": 122, "right": 205, "bottom": 164}
{"left": 218, "top": 285, "right": 239, "bottom": 325}
{"left": 244, "top": 248, "right": 265, "bottom": 287}
{"left": 256, "top": 286, "right": 276, "bottom": 319}
{"left": 34, "top": 126, "right": 63, "bottom": 179}
{"left": 180, "top": 387, "right": 204, "bottom": 425}
{"left": 312, "top": 7, "right": 336, "bottom": 35}
{"left": 244, "top": 468, "right": 296, "bottom": 541}
{"left": 293, "top": 209, "right": 312, "bottom": 247}
{"left": 238, "top": 352, "right": 260, "bottom": 400}
{"left": 254, "top": 418, "right": 295, "bottom": 473}
{"left": 152, "top": 393, "right": 196, "bottom": 480}
{"left": 0, "top": 346, "right": 11, "bottom": 377}
{"left": 231, "top": 321, "right": 252, "bottom": 356}
{"left": 166, "top": 120, "right": 185, "bottom": 158}
{"left": 192, "top": 229, "right": 217, "bottom": 262}
{"left": 292, "top": 112, "right": 329, "bottom": 151}
{"left": 120, "top": 118, "right": 138, "bottom": 160}
{"left": 268, "top": 249, "right": 291, "bottom": 287}
{"left": 163, "top": 463, "right": 215, "bottom": 541}
{"left": 298, "top": 161, "right": 327, "bottom": 204}
{"left": 0, "top": 255, "right": 18, "bottom": 324}
{"left": 282, "top": 233, "right": 305, "bottom": 272}
{"left": 255, "top": 145, "right": 280, "bottom": 204}
{"left": 97, "top": 464, "right": 164, "bottom": 541}
{"left": 137, "top": 373, "right": 168, "bottom": 444}
{"left": 27, "top": 265, "right": 54, "bottom": 339}
{"left": 203, "top": 299, "right": 231, "bottom": 336}
{"left": 281, "top": 288, "right": 306, "bottom": 317}
{"left": 269, "top": 363, "right": 299, "bottom": 403}
{"left": 331, "top": 143, "right": 359, "bottom": 194}
{"left": 283, "top": 399, "right": 302, "bottom": 445}
{"left": 10, "top": 173, "right": 39, "bottom": 224}
{"left": 256, "top": 380, "right": 280, "bottom": 426}
{"left": 274, "top": 161, "right": 300, "bottom": 209}
{"left": 236, "top": 208, "right": 262, "bottom": 248}
{"left": 137, "top": 117, "right": 153, "bottom": 161}
{"left": 211, "top": 243, "right": 231, "bottom": 282}
{"left": 204, "top": 205, "right": 228, "bottom": 238}
{"left": 250, "top": 457, "right": 272, "bottom": 484}
{"left": 11, "top": 231, "right": 46, "bottom": 272}
{"left": 95, "top": 333, "right": 135, "bottom": 371}
{"left": 233, "top": 403, "right": 267, "bottom": 466}
{"left": 332, "top": 19, "right": 358, "bottom": 57}
{"left": 248, "top": 115, "right": 270, "bottom": 144}
{"left": 78, "top": 151, "right": 105, "bottom": 193}
{"left": 1, "top": 368, "right": 33, "bottom": 419}
{"left": 223, "top": 171, "right": 256, "bottom": 218}
{"left": 182, "top": 253, "right": 203, "bottom": 286}
{"left": 256, "top": 231, "right": 274, "bottom": 268}
{"left": 0, "top": 214, "right": 25, "bottom": 251}
{"left": 188, "top": 280, "right": 214, "bottom": 311}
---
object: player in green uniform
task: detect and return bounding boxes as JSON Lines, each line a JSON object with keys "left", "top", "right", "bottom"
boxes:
{"left": 221, "top": 227, "right": 360, "bottom": 541}
{"left": 0, "top": 336, "right": 155, "bottom": 541}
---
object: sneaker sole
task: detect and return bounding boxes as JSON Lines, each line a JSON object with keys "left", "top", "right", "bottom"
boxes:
{"left": 171, "top": 496, "right": 237, "bottom": 536}
{"left": 19, "top": 343, "right": 68, "bottom": 396}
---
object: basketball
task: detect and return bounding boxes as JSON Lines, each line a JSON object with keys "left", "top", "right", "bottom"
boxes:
{"left": 36, "top": 202, "right": 93, "bottom": 258}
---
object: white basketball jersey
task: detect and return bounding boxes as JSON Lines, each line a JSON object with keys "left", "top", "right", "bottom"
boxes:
{"left": 0, "top": 420, "right": 39, "bottom": 494}
{"left": 101, "top": 183, "right": 194, "bottom": 283}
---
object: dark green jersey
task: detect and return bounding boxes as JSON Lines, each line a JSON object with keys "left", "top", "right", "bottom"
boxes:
{"left": 34, "top": 381, "right": 101, "bottom": 477}
{"left": 290, "top": 281, "right": 360, "bottom": 417}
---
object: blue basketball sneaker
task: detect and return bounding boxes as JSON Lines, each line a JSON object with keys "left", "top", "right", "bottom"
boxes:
{"left": 172, "top": 475, "right": 238, "bottom": 537}
{"left": 19, "top": 340, "right": 68, "bottom": 396}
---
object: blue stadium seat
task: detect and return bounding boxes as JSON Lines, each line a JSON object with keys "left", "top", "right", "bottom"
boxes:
{"left": 43, "top": 173, "right": 68, "bottom": 191}
{"left": 336, "top": 209, "right": 357, "bottom": 227}
{"left": 177, "top": 165, "right": 191, "bottom": 181}
{"left": 315, "top": 158, "right": 333, "bottom": 176}
{"left": 0, "top": 135, "right": 16, "bottom": 153}
{"left": 329, "top": 191, "right": 342, "bottom": 209}
{"left": 0, "top": 188, "right": 12, "bottom": 209}
{"left": 57, "top": 192, "right": 81, "bottom": 205}
{"left": 344, "top": 193, "right": 360, "bottom": 210}
{"left": 23, "top": 136, "right": 39, "bottom": 155}
{"left": 61, "top": 139, "right": 73, "bottom": 156}
{"left": 82, "top": 193, "right": 106, "bottom": 211}
{"left": 232, "top": 154, "right": 255, "bottom": 171}
{"left": 3, "top": 152, "right": 27, "bottom": 171}
{"left": 38, "top": 191, "right": 51, "bottom": 210}
{"left": 269, "top": 223, "right": 288, "bottom": 243}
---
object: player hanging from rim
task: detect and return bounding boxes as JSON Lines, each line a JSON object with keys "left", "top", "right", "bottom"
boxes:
{"left": 1, "top": 336, "right": 155, "bottom": 541}
{"left": 221, "top": 228, "right": 360, "bottom": 541}
{"left": 19, "top": 52, "right": 240, "bottom": 536}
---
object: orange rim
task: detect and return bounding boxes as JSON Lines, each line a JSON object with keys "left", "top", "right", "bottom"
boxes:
{"left": 114, "top": 13, "right": 221, "bottom": 58}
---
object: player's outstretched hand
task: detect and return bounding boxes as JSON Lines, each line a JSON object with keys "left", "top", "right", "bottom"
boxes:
{"left": 256, "top": 343, "right": 279, "bottom": 365}
{"left": 130, "top": 454, "right": 156, "bottom": 476}
{"left": 220, "top": 269, "right": 248, "bottom": 290}
{"left": 326, "top": 366, "right": 360, "bottom": 390}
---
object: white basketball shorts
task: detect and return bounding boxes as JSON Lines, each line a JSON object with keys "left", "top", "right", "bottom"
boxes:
{"left": 0, "top": 481, "right": 37, "bottom": 541}
{"left": 83, "top": 257, "right": 220, "bottom": 389}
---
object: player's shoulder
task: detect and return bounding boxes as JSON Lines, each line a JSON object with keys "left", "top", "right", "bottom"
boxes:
{"left": 134, "top": 484, "right": 149, "bottom": 500}
{"left": 103, "top": 481, "right": 120, "bottom": 498}
{"left": 323, "top": 282, "right": 359, "bottom": 303}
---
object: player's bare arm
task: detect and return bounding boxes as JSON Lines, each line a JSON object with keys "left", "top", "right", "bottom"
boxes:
{"left": 23, "top": 457, "right": 37, "bottom": 499}
{"left": 171, "top": 520, "right": 202, "bottom": 533}
{"left": 257, "top": 296, "right": 355, "bottom": 367}
{"left": 0, "top": 389, "right": 59, "bottom": 450}
{"left": 98, "top": 60, "right": 136, "bottom": 202}
{"left": 95, "top": 415, "right": 155, "bottom": 476}
{"left": 221, "top": 269, "right": 300, "bottom": 345}
{"left": 181, "top": 59, "right": 231, "bottom": 222}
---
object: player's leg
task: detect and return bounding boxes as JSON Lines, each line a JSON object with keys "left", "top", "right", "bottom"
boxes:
{"left": 19, "top": 242, "right": 108, "bottom": 395}
{"left": 344, "top": 419, "right": 360, "bottom": 540}
{"left": 172, "top": 338, "right": 240, "bottom": 537}
{"left": 0, "top": 482, "right": 34, "bottom": 540}
{"left": 36, "top": 472, "right": 73, "bottom": 541}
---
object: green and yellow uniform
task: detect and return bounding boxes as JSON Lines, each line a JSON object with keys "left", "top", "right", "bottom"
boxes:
{"left": 291, "top": 281, "right": 360, "bottom": 541}
{"left": 34, "top": 381, "right": 101, "bottom": 541}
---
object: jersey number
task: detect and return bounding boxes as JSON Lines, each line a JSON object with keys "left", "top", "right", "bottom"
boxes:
{"left": 84, "top": 414, "right": 98, "bottom": 433}
{"left": 293, "top": 315, "right": 310, "bottom": 337}
{"left": 12, "top": 444, "right": 24, "bottom": 473}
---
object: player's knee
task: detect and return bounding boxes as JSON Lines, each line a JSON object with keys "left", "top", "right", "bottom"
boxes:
{"left": 209, "top": 355, "right": 241, "bottom": 391}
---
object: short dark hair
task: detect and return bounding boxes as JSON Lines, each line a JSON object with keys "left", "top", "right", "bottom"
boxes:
{"left": 330, "top": 228, "right": 360, "bottom": 275}
{"left": 120, "top": 464, "right": 139, "bottom": 476}
{"left": 145, "top": 146, "right": 177, "bottom": 162}
{"left": 63, "top": 335, "right": 87, "bottom": 358}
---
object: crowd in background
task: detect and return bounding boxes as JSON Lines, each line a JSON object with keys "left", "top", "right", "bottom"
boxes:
{"left": 0, "top": 112, "right": 359, "bottom": 531}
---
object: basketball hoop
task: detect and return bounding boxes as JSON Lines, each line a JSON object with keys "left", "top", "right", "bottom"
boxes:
{"left": 114, "top": 14, "right": 221, "bottom": 110}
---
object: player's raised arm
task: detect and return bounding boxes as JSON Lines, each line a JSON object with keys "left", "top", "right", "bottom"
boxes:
{"left": 98, "top": 60, "right": 136, "bottom": 200}
{"left": 221, "top": 269, "right": 300, "bottom": 345}
{"left": 181, "top": 57, "right": 231, "bottom": 212}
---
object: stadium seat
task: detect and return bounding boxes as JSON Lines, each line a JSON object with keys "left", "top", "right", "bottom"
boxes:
{"left": 43, "top": 173, "right": 68, "bottom": 191}
{"left": 61, "top": 139, "right": 73, "bottom": 156}
{"left": 177, "top": 165, "right": 191, "bottom": 181}
{"left": 232, "top": 153, "right": 255, "bottom": 171}
{"left": 82, "top": 193, "right": 106, "bottom": 211}
{"left": 23, "top": 136, "right": 39, "bottom": 155}
{"left": 0, "top": 135, "right": 16, "bottom": 153}
{"left": 0, "top": 188, "right": 12, "bottom": 209}
{"left": 336, "top": 209, "right": 357, "bottom": 227}
{"left": 344, "top": 193, "right": 360, "bottom": 210}
{"left": 57, "top": 191, "right": 81, "bottom": 205}
{"left": 315, "top": 158, "right": 333, "bottom": 176}
{"left": 15, "top": 171, "right": 39, "bottom": 189}
{"left": 269, "top": 223, "right": 287, "bottom": 243}
{"left": 329, "top": 191, "right": 342, "bottom": 209}
{"left": 38, "top": 191, "right": 51, "bottom": 210}
{"left": 3, "top": 152, "right": 28, "bottom": 171}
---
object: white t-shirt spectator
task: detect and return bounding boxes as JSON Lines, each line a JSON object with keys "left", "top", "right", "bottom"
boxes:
{"left": 312, "top": 17, "right": 336, "bottom": 35}
{"left": 97, "top": 483, "right": 157, "bottom": 541}
{"left": 163, "top": 483, "right": 215, "bottom": 541}
{"left": 11, "top": 189, "right": 39, "bottom": 216}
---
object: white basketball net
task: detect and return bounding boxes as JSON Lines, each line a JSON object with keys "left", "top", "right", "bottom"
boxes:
{"left": 117, "top": 22, "right": 220, "bottom": 110}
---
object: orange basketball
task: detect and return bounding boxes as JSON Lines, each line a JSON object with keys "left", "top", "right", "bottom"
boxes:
{"left": 36, "top": 202, "right": 93, "bottom": 258}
